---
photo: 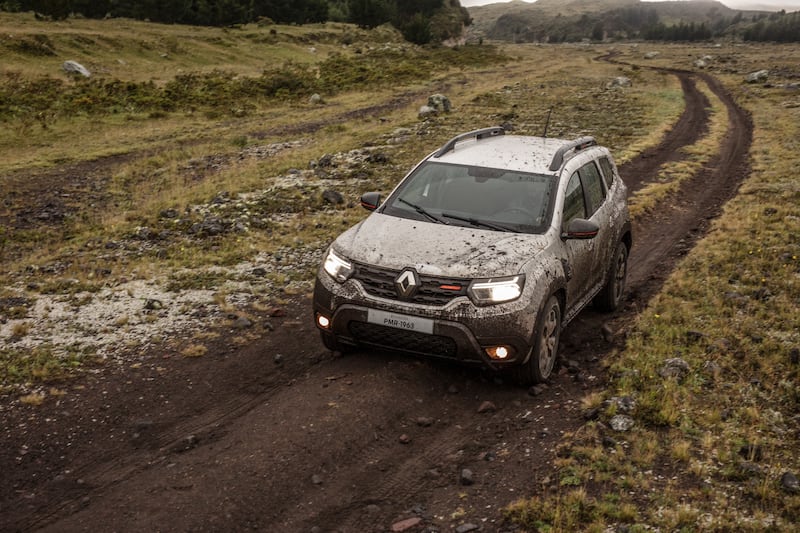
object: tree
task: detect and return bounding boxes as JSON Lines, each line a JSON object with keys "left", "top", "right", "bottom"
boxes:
{"left": 348, "top": 0, "right": 394, "bottom": 29}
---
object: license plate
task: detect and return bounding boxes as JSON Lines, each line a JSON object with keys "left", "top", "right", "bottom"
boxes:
{"left": 367, "top": 309, "right": 434, "bottom": 334}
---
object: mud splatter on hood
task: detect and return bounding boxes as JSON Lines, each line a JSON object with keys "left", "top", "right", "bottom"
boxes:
{"left": 333, "top": 213, "right": 550, "bottom": 278}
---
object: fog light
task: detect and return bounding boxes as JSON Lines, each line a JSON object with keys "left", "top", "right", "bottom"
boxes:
{"left": 316, "top": 313, "right": 331, "bottom": 330}
{"left": 486, "top": 345, "right": 511, "bottom": 360}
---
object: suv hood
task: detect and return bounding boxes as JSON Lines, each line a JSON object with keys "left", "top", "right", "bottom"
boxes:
{"left": 333, "top": 213, "right": 550, "bottom": 278}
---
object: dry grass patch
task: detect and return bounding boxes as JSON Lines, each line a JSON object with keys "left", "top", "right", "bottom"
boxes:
{"left": 181, "top": 343, "right": 207, "bottom": 358}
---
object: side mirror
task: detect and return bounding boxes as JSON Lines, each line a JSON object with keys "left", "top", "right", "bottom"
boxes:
{"left": 360, "top": 192, "right": 381, "bottom": 211}
{"left": 563, "top": 218, "right": 599, "bottom": 240}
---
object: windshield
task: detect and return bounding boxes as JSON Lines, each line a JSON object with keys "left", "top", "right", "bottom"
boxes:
{"left": 381, "top": 161, "right": 556, "bottom": 234}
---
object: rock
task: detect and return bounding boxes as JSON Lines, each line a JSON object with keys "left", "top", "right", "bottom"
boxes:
{"left": 528, "top": 384, "right": 547, "bottom": 396}
{"left": 144, "top": 298, "right": 163, "bottom": 310}
{"left": 251, "top": 267, "right": 267, "bottom": 277}
{"left": 427, "top": 93, "right": 451, "bottom": 113}
{"left": 210, "top": 191, "right": 229, "bottom": 204}
{"left": 311, "top": 474, "right": 323, "bottom": 485}
{"left": 159, "top": 208, "right": 180, "bottom": 219}
{"left": 459, "top": 468, "right": 474, "bottom": 486}
{"left": 447, "top": 384, "right": 459, "bottom": 394}
{"left": 391, "top": 517, "right": 422, "bottom": 532}
{"left": 322, "top": 189, "right": 344, "bottom": 205}
{"left": 644, "top": 51, "right": 660, "bottom": 59}
{"left": 418, "top": 105, "right": 437, "bottom": 119}
{"left": 269, "top": 307, "right": 286, "bottom": 317}
{"left": 455, "top": 523, "right": 479, "bottom": 533}
{"left": 790, "top": 348, "right": 799, "bottom": 365}
{"left": 232, "top": 316, "right": 253, "bottom": 329}
{"left": 134, "top": 226, "right": 156, "bottom": 240}
{"left": 608, "top": 396, "right": 636, "bottom": 413}
{"left": 62, "top": 60, "right": 91, "bottom": 77}
{"left": 746, "top": 70, "right": 769, "bottom": 83}
{"left": 607, "top": 76, "right": 632, "bottom": 89}
{"left": 398, "top": 434, "right": 411, "bottom": 444}
{"left": 477, "top": 401, "right": 496, "bottom": 413}
{"left": 694, "top": 59, "right": 707, "bottom": 69}
{"left": 273, "top": 353, "right": 284, "bottom": 365}
{"left": 416, "top": 417, "right": 434, "bottom": 427}
{"left": 189, "top": 216, "right": 226, "bottom": 237}
{"left": 309, "top": 93, "right": 323, "bottom": 105}
{"left": 658, "top": 357, "right": 690, "bottom": 381}
{"left": 609, "top": 414, "right": 634, "bottom": 432}
{"left": 781, "top": 471, "right": 800, "bottom": 494}
{"left": 317, "top": 154, "right": 334, "bottom": 167}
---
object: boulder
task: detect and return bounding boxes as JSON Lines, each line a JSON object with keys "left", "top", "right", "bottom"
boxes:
{"left": 62, "top": 60, "right": 91, "bottom": 77}
{"left": 427, "top": 93, "right": 451, "bottom": 113}
{"left": 746, "top": 70, "right": 769, "bottom": 83}
{"left": 418, "top": 105, "right": 437, "bottom": 119}
{"left": 607, "top": 76, "right": 632, "bottom": 89}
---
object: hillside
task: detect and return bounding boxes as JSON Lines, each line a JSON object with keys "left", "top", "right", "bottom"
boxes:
{"left": 468, "top": 0, "right": 775, "bottom": 42}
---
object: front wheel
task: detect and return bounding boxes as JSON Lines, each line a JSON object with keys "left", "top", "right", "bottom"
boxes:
{"left": 594, "top": 242, "right": 628, "bottom": 312}
{"left": 513, "top": 295, "right": 562, "bottom": 385}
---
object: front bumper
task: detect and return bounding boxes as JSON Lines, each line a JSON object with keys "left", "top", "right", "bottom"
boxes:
{"left": 312, "top": 271, "right": 537, "bottom": 369}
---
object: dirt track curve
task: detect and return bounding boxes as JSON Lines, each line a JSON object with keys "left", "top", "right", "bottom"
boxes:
{"left": 0, "top": 67, "right": 751, "bottom": 532}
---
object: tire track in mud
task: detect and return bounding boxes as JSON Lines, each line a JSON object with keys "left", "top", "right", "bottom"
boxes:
{"left": 6, "top": 66, "right": 752, "bottom": 532}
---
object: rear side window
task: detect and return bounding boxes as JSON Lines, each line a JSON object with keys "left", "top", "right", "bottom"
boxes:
{"left": 598, "top": 156, "right": 615, "bottom": 189}
{"left": 578, "top": 162, "right": 605, "bottom": 216}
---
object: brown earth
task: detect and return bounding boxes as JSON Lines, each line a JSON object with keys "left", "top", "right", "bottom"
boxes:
{"left": 0, "top": 67, "right": 751, "bottom": 533}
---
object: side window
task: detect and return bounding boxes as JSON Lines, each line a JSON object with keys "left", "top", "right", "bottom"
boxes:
{"left": 578, "top": 162, "right": 605, "bottom": 217}
{"left": 598, "top": 156, "right": 615, "bottom": 189}
{"left": 562, "top": 172, "right": 586, "bottom": 229}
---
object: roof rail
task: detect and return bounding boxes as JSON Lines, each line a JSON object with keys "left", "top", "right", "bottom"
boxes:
{"left": 548, "top": 136, "right": 597, "bottom": 171}
{"left": 434, "top": 126, "right": 505, "bottom": 158}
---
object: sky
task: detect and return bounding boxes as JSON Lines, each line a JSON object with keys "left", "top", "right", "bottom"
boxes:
{"left": 460, "top": 0, "right": 800, "bottom": 9}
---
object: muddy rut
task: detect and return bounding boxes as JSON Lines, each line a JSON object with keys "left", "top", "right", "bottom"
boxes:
{"left": 1, "top": 68, "right": 751, "bottom": 533}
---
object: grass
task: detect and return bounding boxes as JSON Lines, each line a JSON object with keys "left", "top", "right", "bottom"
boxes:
{"left": 506, "top": 44, "right": 800, "bottom": 532}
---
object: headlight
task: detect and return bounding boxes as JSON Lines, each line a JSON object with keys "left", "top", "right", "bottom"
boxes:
{"left": 468, "top": 275, "right": 525, "bottom": 305}
{"left": 323, "top": 248, "right": 354, "bottom": 283}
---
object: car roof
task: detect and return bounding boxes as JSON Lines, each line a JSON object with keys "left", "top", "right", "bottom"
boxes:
{"left": 430, "top": 130, "right": 600, "bottom": 175}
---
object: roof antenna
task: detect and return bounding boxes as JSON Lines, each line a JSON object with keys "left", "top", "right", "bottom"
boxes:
{"left": 543, "top": 107, "right": 553, "bottom": 138}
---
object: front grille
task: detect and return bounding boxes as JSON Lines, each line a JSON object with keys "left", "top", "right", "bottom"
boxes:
{"left": 348, "top": 321, "right": 457, "bottom": 358}
{"left": 353, "top": 263, "right": 469, "bottom": 306}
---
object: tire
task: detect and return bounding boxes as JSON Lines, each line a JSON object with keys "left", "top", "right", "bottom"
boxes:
{"left": 513, "top": 294, "right": 562, "bottom": 385}
{"left": 594, "top": 242, "right": 628, "bottom": 312}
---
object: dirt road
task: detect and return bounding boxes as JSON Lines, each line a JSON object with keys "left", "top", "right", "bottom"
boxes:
{"left": 0, "top": 68, "right": 751, "bottom": 532}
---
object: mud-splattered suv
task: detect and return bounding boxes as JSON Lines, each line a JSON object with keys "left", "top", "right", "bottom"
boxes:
{"left": 313, "top": 127, "right": 631, "bottom": 384}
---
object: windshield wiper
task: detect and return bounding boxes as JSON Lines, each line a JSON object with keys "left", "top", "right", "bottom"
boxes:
{"left": 441, "top": 212, "right": 520, "bottom": 233}
{"left": 398, "top": 197, "right": 447, "bottom": 224}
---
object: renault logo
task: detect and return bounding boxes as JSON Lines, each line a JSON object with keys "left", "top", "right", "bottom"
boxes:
{"left": 395, "top": 268, "right": 420, "bottom": 299}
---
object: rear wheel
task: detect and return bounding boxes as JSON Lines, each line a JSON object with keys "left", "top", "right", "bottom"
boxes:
{"left": 513, "top": 295, "right": 562, "bottom": 385}
{"left": 595, "top": 242, "right": 628, "bottom": 312}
